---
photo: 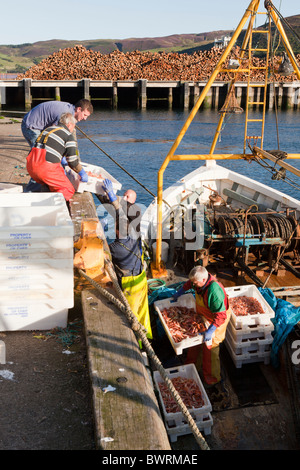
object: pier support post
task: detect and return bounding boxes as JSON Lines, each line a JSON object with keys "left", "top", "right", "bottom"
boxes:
{"left": 277, "top": 83, "right": 283, "bottom": 108}
{"left": 112, "top": 82, "right": 118, "bottom": 109}
{"left": 236, "top": 85, "right": 243, "bottom": 108}
{"left": 168, "top": 87, "right": 173, "bottom": 109}
{"left": 268, "top": 83, "right": 275, "bottom": 110}
{"left": 180, "top": 81, "right": 189, "bottom": 109}
{"left": 82, "top": 79, "right": 90, "bottom": 100}
{"left": 295, "top": 86, "right": 300, "bottom": 109}
{"left": 203, "top": 87, "right": 212, "bottom": 109}
{"left": 138, "top": 79, "right": 147, "bottom": 109}
{"left": 192, "top": 83, "right": 200, "bottom": 106}
{"left": 23, "top": 78, "right": 32, "bottom": 110}
{"left": 0, "top": 85, "right": 5, "bottom": 109}
{"left": 55, "top": 86, "right": 61, "bottom": 101}
{"left": 285, "top": 86, "right": 294, "bottom": 109}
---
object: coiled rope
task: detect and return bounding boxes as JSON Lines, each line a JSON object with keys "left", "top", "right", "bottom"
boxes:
{"left": 78, "top": 260, "right": 210, "bottom": 451}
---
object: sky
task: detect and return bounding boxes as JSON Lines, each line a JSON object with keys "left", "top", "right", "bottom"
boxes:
{"left": 1, "top": 0, "right": 299, "bottom": 45}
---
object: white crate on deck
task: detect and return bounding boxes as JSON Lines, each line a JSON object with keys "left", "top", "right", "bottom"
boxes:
{"left": 225, "top": 324, "right": 273, "bottom": 355}
{"left": 153, "top": 364, "right": 212, "bottom": 425}
{"left": 226, "top": 317, "right": 274, "bottom": 342}
{"left": 225, "top": 335, "right": 271, "bottom": 368}
{"left": 225, "top": 285, "right": 275, "bottom": 328}
{"left": 0, "top": 183, "right": 23, "bottom": 193}
{"left": 65, "top": 161, "right": 122, "bottom": 195}
{"left": 154, "top": 294, "right": 211, "bottom": 355}
{"left": 153, "top": 364, "right": 213, "bottom": 442}
{"left": 0, "top": 300, "right": 70, "bottom": 331}
{"left": 0, "top": 205, "right": 74, "bottom": 240}
{"left": 165, "top": 413, "right": 213, "bottom": 442}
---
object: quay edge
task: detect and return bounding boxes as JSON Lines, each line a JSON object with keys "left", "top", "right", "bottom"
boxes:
{"left": 0, "top": 79, "right": 300, "bottom": 111}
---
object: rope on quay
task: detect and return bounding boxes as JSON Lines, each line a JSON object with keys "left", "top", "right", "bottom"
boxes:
{"left": 78, "top": 260, "right": 210, "bottom": 451}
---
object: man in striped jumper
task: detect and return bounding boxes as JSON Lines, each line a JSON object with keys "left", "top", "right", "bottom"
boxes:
{"left": 26, "top": 113, "right": 87, "bottom": 201}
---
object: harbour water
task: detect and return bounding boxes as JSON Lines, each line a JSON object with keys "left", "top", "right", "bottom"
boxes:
{"left": 78, "top": 108, "right": 300, "bottom": 207}
{"left": 77, "top": 108, "right": 300, "bottom": 241}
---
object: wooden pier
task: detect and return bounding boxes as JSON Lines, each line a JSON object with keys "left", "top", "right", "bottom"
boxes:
{"left": 69, "top": 192, "right": 171, "bottom": 451}
{"left": 0, "top": 78, "right": 300, "bottom": 110}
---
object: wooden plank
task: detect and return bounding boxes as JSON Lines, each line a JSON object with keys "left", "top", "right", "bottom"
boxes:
{"left": 69, "top": 192, "right": 171, "bottom": 450}
{"left": 82, "top": 288, "right": 171, "bottom": 450}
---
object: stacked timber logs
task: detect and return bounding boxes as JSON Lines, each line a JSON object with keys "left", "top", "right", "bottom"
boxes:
{"left": 16, "top": 45, "right": 300, "bottom": 82}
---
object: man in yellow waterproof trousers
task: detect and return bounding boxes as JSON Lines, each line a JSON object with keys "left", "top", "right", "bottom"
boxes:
{"left": 101, "top": 179, "right": 152, "bottom": 340}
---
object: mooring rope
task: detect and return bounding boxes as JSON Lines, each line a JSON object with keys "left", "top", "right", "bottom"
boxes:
{"left": 78, "top": 261, "right": 210, "bottom": 451}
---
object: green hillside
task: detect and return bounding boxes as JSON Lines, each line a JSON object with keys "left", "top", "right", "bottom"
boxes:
{"left": 0, "top": 14, "right": 299, "bottom": 74}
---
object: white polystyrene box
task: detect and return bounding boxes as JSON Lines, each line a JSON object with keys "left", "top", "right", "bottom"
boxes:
{"left": 225, "top": 284, "right": 275, "bottom": 328}
{"left": 0, "top": 205, "right": 74, "bottom": 239}
{"left": 0, "top": 258, "right": 73, "bottom": 272}
{"left": 0, "top": 272, "right": 73, "bottom": 294}
{"left": 0, "top": 301, "right": 70, "bottom": 331}
{"left": 0, "top": 183, "right": 23, "bottom": 193}
{"left": 0, "top": 238, "right": 74, "bottom": 260}
{"left": 154, "top": 293, "right": 211, "bottom": 355}
{"left": 0, "top": 268, "right": 73, "bottom": 285}
{"left": 0, "top": 289, "right": 74, "bottom": 307}
{"left": 0, "top": 192, "right": 67, "bottom": 207}
{"left": 65, "top": 161, "right": 122, "bottom": 195}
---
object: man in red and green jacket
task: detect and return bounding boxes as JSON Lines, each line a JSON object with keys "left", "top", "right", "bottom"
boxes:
{"left": 173, "top": 265, "right": 231, "bottom": 385}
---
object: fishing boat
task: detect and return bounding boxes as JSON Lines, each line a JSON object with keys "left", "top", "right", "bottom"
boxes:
{"left": 138, "top": 0, "right": 300, "bottom": 450}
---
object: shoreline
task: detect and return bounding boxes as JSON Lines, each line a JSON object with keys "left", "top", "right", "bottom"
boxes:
{"left": 0, "top": 118, "right": 30, "bottom": 187}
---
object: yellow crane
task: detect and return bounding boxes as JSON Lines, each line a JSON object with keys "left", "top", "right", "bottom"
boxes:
{"left": 153, "top": 0, "right": 300, "bottom": 276}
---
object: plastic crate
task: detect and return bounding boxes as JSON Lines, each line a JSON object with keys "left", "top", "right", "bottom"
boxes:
{"left": 225, "top": 335, "right": 271, "bottom": 368}
{"left": 225, "top": 285, "right": 275, "bottom": 328}
{"left": 226, "top": 317, "right": 274, "bottom": 342}
{"left": 0, "top": 206, "right": 74, "bottom": 240}
{"left": 65, "top": 161, "right": 122, "bottom": 195}
{"left": 153, "top": 364, "right": 212, "bottom": 428}
{"left": 154, "top": 294, "right": 211, "bottom": 355}
{"left": 225, "top": 324, "right": 273, "bottom": 355}
{"left": 165, "top": 413, "right": 213, "bottom": 443}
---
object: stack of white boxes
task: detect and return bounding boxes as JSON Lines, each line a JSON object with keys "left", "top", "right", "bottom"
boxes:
{"left": 0, "top": 193, "right": 74, "bottom": 331}
{"left": 224, "top": 285, "right": 275, "bottom": 368}
{"left": 153, "top": 364, "right": 213, "bottom": 443}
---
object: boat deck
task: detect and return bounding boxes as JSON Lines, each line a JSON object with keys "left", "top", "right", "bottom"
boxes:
{"left": 70, "top": 192, "right": 300, "bottom": 450}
